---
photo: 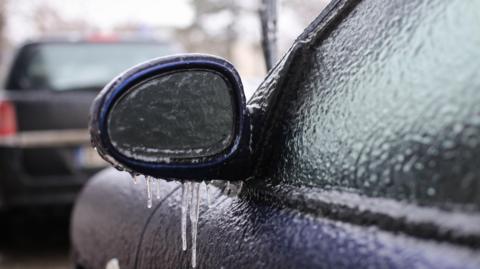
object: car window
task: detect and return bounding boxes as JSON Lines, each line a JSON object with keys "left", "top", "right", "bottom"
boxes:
{"left": 262, "top": 0, "right": 480, "bottom": 211}
{"left": 12, "top": 43, "right": 174, "bottom": 91}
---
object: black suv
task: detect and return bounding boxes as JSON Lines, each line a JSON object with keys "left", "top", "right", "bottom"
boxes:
{"left": 0, "top": 40, "right": 176, "bottom": 209}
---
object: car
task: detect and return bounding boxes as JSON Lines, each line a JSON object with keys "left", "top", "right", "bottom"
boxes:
{"left": 72, "top": 0, "right": 480, "bottom": 268}
{"left": 0, "top": 39, "right": 177, "bottom": 210}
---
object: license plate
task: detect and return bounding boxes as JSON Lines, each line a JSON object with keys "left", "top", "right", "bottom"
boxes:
{"left": 75, "top": 146, "right": 108, "bottom": 168}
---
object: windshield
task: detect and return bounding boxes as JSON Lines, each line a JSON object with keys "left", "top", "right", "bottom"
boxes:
{"left": 263, "top": 0, "right": 480, "bottom": 211}
{"left": 16, "top": 43, "right": 174, "bottom": 91}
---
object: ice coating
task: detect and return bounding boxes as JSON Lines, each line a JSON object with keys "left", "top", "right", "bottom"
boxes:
{"left": 107, "top": 70, "right": 235, "bottom": 163}
{"left": 255, "top": 0, "right": 480, "bottom": 212}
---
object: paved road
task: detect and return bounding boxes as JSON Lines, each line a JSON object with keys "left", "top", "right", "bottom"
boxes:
{"left": 0, "top": 207, "right": 71, "bottom": 269}
{"left": 0, "top": 250, "right": 69, "bottom": 269}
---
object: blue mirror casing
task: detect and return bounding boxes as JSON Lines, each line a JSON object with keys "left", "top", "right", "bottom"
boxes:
{"left": 89, "top": 54, "right": 251, "bottom": 181}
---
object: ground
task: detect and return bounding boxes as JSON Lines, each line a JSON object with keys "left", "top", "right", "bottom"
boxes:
{"left": 0, "top": 207, "right": 71, "bottom": 269}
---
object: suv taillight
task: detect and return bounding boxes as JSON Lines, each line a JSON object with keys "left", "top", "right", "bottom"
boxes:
{"left": 0, "top": 100, "right": 17, "bottom": 137}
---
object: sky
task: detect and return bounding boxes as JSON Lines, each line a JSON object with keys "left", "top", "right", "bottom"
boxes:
{"left": 5, "top": 0, "right": 327, "bottom": 50}
{"left": 3, "top": 0, "right": 329, "bottom": 85}
{"left": 6, "top": 0, "right": 195, "bottom": 43}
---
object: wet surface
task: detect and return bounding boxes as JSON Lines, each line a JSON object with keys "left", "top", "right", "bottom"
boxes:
{"left": 0, "top": 208, "right": 71, "bottom": 269}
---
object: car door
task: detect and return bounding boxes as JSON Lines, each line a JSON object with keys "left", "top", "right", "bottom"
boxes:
{"left": 73, "top": 0, "right": 480, "bottom": 268}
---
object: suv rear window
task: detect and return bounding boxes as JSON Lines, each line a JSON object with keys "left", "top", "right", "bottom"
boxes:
{"left": 8, "top": 42, "right": 174, "bottom": 91}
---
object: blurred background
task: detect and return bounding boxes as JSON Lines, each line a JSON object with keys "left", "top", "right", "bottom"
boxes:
{"left": 1, "top": 0, "right": 330, "bottom": 97}
{"left": 0, "top": 0, "right": 329, "bottom": 268}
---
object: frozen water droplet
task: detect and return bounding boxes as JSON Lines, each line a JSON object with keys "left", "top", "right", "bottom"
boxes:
{"left": 223, "top": 181, "right": 231, "bottom": 195}
{"left": 222, "top": 181, "right": 244, "bottom": 198}
{"left": 133, "top": 174, "right": 140, "bottom": 184}
{"left": 105, "top": 258, "right": 120, "bottom": 269}
{"left": 146, "top": 177, "right": 152, "bottom": 209}
{"left": 205, "top": 182, "right": 211, "bottom": 207}
{"left": 190, "top": 182, "right": 201, "bottom": 268}
{"left": 156, "top": 179, "right": 161, "bottom": 199}
{"left": 152, "top": 178, "right": 157, "bottom": 194}
{"left": 181, "top": 183, "right": 190, "bottom": 251}
{"left": 237, "top": 181, "right": 244, "bottom": 194}
{"left": 414, "top": 162, "right": 424, "bottom": 170}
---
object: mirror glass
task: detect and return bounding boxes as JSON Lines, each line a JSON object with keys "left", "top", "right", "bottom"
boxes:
{"left": 107, "top": 69, "right": 235, "bottom": 162}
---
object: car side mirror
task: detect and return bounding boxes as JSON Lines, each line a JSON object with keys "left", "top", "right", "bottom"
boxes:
{"left": 89, "top": 54, "right": 251, "bottom": 182}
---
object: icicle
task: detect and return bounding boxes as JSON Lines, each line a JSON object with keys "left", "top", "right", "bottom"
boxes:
{"left": 205, "top": 182, "right": 211, "bottom": 207}
{"left": 152, "top": 178, "right": 157, "bottom": 196}
{"left": 187, "top": 182, "right": 192, "bottom": 212}
{"left": 156, "top": 179, "right": 161, "bottom": 199}
{"left": 189, "top": 183, "right": 201, "bottom": 268}
{"left": 146, "top": 177, "right": 152, "bottom": 209}
{"left": 181, "top": 182, "right": 190, "bottom": 251}
{"left": 223, "top": 181, "right": 231, "bottom": 195}
{"left": 237, "top": 181, "right": 244, "bottom": 195}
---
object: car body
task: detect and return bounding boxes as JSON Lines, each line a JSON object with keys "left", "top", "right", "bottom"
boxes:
{"left": 0, "top": 40, "right": 177, "bottom": 210}
{"left": 72, "top": 0, "right": 480, "bottom": 268}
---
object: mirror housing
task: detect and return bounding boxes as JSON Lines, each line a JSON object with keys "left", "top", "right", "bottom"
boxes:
{"left": 89, "top": 54, "right": 251, "bottom": 182}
